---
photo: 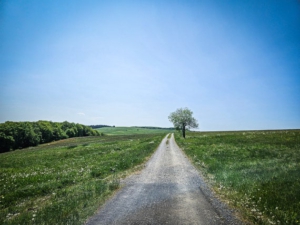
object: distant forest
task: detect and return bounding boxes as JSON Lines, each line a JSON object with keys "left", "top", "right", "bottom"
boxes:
{"left": 89, "top": 125, "right": 113, "bottom": 129}
{"left": 0, "top": 121, "right": 100, "bottom": 153}
{"left": 132, "top": 126, "right": 174, "bottom": 130}
{"left": 90, "top": 125, "right": 174, "bottom": 130}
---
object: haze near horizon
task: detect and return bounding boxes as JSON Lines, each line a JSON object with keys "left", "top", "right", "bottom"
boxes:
{"left": 0, "top": 0, "right": 299, "bottom": 131}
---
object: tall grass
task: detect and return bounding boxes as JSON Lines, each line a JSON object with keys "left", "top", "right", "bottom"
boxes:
{"left": 175, "top": 130, "right": 300, "bottom": 225}
{"left": 0, "top": 134, "right": 165, "bottom": 225}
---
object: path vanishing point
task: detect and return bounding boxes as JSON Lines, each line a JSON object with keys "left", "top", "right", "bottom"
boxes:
{"left": 86, "top": 134, "right": 242, "bottom": 225}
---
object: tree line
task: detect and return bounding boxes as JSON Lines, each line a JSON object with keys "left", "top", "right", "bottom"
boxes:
{"left": 0, "top": 121, "right": 100, "bottom": 153}
{"left": 89, "top": 125, "right": 113, "bottom": 129}
{"left": 132, "top": 126, "right": 174, "bottom": 130}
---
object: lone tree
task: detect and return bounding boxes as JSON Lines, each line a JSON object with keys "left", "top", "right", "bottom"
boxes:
{"left": 168, "top": 107, "right": 198, "bottom": 138}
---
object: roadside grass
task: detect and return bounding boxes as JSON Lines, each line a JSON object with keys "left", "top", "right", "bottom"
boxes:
{"left": 96, "top": 127, "right": 171, "bottom": 135}
{"left": 175, "top": 130, "right": 300, "bottom": 225}
{"left": 0, "top": 134, "right": 166, "bottom": 225}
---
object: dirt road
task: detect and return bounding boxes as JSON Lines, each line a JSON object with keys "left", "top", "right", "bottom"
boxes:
{"left": 86, "top": 134, "right": 241, "bottom": 225}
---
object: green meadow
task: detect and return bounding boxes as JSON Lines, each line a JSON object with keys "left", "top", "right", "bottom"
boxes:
{"left": 175, "top": 130, "right": 300, "bottom": 225}
{"left": 2, "top": 127, "right": 299, "bottom": 225}
{"left": 0, "top": 133, "right": 166, "bottom": 225}
{"left": 96, "top": 126, "right": 172, "bottom": 136}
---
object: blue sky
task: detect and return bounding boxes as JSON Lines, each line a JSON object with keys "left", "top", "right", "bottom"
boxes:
{"left": 0, "top": 0, "right": 299, "bottom": 131}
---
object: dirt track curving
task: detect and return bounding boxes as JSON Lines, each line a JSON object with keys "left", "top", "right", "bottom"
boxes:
{"left": 86, "top": 134, "right": 242, "bottom": 225}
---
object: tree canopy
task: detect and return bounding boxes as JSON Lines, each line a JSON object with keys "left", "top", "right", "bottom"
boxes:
{"left": 168, "top": 108, "right": 198, "bottom": 138}
{"left": 0, "top": 121, "right": 100, "bottom": 153}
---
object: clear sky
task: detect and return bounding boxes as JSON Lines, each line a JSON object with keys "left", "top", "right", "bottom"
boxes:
{"left": 0, "top": 0, "right": 299, "bottom": 131}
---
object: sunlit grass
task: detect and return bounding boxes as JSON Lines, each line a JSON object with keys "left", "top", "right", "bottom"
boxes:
{"left": 175, "top": 130, "right": 300, "bottom": 225}
{"left": 0, "top": 134, "right": 165, "bottom": 225}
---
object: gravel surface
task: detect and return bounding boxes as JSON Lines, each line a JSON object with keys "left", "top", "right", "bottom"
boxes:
{"left": 86, "top": 134, "right": 243, "bottom": 225}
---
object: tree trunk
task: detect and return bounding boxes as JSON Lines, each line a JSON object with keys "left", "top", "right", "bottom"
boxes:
{"left": 182, "top": 124, "right": 186, "bottom": 138}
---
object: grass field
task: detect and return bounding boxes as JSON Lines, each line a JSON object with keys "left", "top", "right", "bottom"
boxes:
{"left": 96, "top": 126, "right": 172, "bottom": 135}
{"left": 175, "top": 130, "right": 300, "bottom": 225}
{"left": 0, "top": 133, "right": 166, "bottom": 225}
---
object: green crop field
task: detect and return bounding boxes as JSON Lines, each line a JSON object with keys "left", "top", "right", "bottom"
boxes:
{"left": 96, "top": 126, "right": 172, "bottom": 135}
{"left": 175, "top": 130, "right": 300, "bottom": 225}
{"left": 0, "top": 133, "right": 166, "bottom": 225}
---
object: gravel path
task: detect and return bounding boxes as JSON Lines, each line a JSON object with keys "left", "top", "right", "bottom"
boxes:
{"left": 86, "top": 134, "right": 242, "bottom": 225}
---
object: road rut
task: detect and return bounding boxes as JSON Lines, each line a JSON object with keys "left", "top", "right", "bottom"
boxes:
{"left": 86, "top": 134, "right": 241, "bottom": 225}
